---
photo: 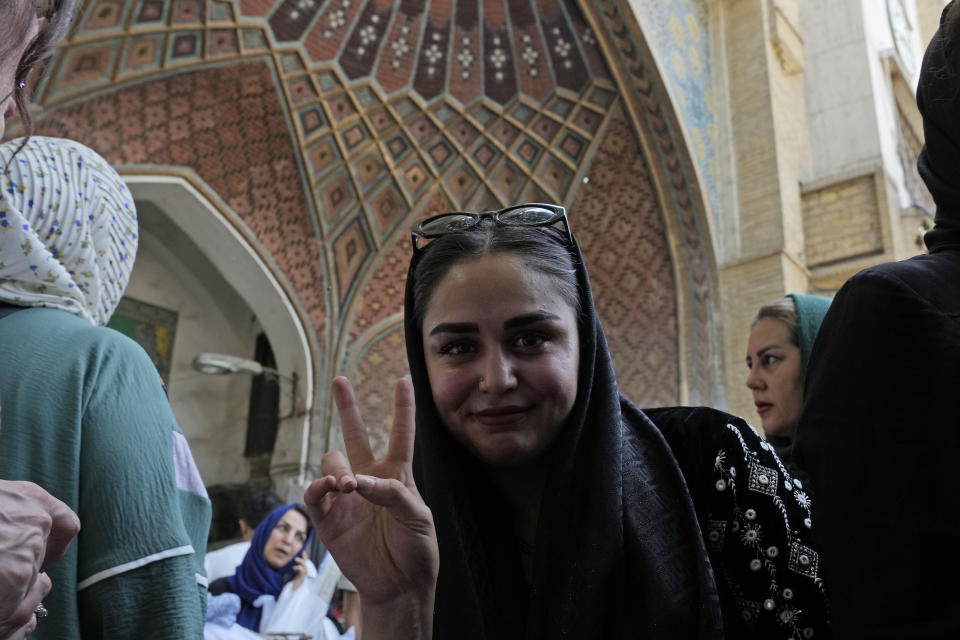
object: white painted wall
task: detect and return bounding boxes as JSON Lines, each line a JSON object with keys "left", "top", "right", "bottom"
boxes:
{"left": 802, "top": 0, "right": 880, "bottom": 182}
{"left": 802, "top": 0, "right": 933, "bottom": 200}
{"left": 126, "top": 178, "right": 318, "bottom": 495}
{"left": 125, "top": 202, "right": 260, "bottom": 487}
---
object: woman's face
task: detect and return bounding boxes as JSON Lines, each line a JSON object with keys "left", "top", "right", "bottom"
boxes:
{"left": 262, "top": 509, "right": 309, "bottom": 570}
{"left": 745, "top": 317, "right": 804, "bottom": 438}
{"left": 0, "top": 7, "right": 39, "bottom": 140}
{"left": 422, "top": 253, "right": 580, "bottom": 467}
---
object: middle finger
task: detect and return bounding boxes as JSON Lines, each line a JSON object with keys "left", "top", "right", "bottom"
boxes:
{"left": 331, "top": 377, "right": 375, "bottom": 468}
{"left": 386, "top": 377, "right": 417, "bottom": 465}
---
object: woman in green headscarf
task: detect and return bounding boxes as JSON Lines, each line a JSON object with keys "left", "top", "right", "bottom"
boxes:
{"left": 745, "top": 293, "right": 831, "bottom": 481}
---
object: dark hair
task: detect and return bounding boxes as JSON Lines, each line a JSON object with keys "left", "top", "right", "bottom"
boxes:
{"left": 411, "top": 221, "right": 581, "bottom": 331}
{"left": 289, "top": 504, "right": 311, "bottom": 529}
{"left": 4, "top": 0, "right": 76, "bottom": 154}
{"left": 238, "top": 490, "right": 284, "bottom": 529}
{"left": 285, "top": 504, "right": 314, "bottom": 539}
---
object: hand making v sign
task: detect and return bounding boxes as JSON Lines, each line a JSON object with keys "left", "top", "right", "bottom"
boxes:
{"left": 304, "top": 377, "right": 438, "bottom": 640}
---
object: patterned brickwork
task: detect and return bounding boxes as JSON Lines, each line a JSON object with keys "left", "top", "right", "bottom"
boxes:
{"left": 351, "top": 323, "right": 408, "bottom": 459}
{"left": 585, "top": 0, "right": 720, "bottom": 403}
{"left": 31, "top": 62, "right": 328, "bottom": 340}
{"left": 574, "top": 105, "right": 679, "bottom": 406}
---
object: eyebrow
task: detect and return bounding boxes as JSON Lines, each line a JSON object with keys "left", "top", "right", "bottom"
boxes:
{"left": 428, "top": 311, "right": 562, "bottom": 336}
{"left": 755, "top": 345, "right": 782, "bottom": 357}
{"left": 429, "top": 321, "right": 477, "bottom": 336}
{"left": 503, "top": 311, "right": 562, "bottom": 330}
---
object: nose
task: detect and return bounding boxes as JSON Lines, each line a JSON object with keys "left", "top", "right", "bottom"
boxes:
{"left": 478, "top": 347, "right": 517, "bottom": 394}
{"left": 745, "top": 363, "right": 764, "bottom": 391}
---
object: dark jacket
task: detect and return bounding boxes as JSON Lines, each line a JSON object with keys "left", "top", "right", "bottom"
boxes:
{"left": 795, "top": 252, "right": 960, "bottom": 638}
{"left": 794, "top": 4, "right": 960, "bottom": 636}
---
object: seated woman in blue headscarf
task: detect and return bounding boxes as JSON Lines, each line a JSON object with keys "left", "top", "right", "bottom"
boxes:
{"left": 208, "top": 503, "right": 314, "bottom": 631}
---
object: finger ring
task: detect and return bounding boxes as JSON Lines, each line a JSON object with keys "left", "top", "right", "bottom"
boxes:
{"left": 34, "top": 603, "right": 48, "bottom": 620}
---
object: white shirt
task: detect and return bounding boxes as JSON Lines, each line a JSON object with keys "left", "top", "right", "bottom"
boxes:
{"left": 204, "top": 541, "right": 250, "bottom": 582}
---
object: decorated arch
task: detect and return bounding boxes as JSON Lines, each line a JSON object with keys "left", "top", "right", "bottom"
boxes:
{"left": 28, "top": 0, "right": 722, "bottom": 470}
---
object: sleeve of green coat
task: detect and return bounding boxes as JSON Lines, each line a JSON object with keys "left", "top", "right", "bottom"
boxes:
{"left": 79, "top": 555, "right": 207, "bottom": 639}
{"left": 76, "top": 331, "right": 210, "bottom": 638}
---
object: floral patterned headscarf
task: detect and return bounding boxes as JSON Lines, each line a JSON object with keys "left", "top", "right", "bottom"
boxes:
{"left": 0, "top": 136, "right": 137, "bottom": 326}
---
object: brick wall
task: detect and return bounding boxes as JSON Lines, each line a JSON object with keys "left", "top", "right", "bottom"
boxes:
{"left": 802, "top": 174, "right": 884, "bottom": 268}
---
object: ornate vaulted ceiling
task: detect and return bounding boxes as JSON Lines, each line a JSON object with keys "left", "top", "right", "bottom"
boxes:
{"left": 28, "top": 0, "right": 721, "bottom": 457}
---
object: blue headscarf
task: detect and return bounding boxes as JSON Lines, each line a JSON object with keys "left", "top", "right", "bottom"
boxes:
{"left": 226, "top": 503, "right": 314, "bottom": 631}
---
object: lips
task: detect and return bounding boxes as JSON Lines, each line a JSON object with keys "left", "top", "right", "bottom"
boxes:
{"left": 271, "top": 547, "right": 292, "bottom": 562}
{"left": 755, "top": 401, "right": 772, "bottom": 415}
{"left": 473, "top": 405, "right": 530, "bottom": 427}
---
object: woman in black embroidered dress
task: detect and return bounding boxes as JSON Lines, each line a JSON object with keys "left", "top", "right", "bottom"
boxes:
{"left": 305, "top": 205, "right": 830, "bottom": 639}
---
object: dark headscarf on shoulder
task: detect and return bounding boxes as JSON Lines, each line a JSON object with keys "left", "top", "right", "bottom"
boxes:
{"left": 918, "top": 0, "right": 960, "bottom": 252}
{"left": 404, "top": 225, "right": 722, "bottom": 639}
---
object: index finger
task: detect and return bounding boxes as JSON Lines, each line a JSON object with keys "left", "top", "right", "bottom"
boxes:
{"left": 39, "top": 496, "right": 80, "bottom": 572}
{"left": 331, "top": 376, "right": 375, "bottom": 468}
{"left": 386, "top": 377, "right": 416, "bottom": 464}
{"left": 17, "top": 482, "right": 79, "bottom": 572}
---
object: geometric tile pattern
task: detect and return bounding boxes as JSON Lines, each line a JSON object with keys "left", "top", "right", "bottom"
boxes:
{"left": 574, "top": 105, "right": 679, "bottom": 406}
{"left": 20, "top": 0, "right": 724, "bottom": 453}
{"left": 627, "top": 0, "right": 718, "bottom": 215}
{"left": 350, "top": 322, "right": 408, "bottom": 459}
{"left": 346, "top": 107, "right": 683, "bottom": 442}
{"left": 30, "top": 62, "right": 328, "bottom": 340}
{"left": 583, "top": 0, "right": 722, "bottom": 404}
{"left": 34, "top": 0, "right": 622, "bottom": 322}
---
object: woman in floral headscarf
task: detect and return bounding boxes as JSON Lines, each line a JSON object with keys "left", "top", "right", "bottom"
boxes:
{"left": 0, "top": 138, "right": 136, "bottom": 323}
{"left": 0, "top": 136, "right": 211, "bottom": 639}
{"left": 0, "top": 3, "right": 81, "bottom": 638}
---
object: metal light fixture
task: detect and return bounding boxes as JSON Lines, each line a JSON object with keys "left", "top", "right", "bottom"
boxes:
{"left": 192, "top": 352, "right": 266, "bottom": 376}
{"left": 191, "top": 352, "right": 297, "bottom": 418}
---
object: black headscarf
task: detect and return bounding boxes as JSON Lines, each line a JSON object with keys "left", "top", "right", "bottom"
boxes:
{"left": 918, "top": 0, "right": 960, "bottom": 252}
{"left": 404, "top": 230, "right": 722, "bottom": 639}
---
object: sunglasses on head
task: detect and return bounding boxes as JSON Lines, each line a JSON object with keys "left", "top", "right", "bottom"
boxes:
{"left": 411, "top": 203, "right": 571, "bottom": 253}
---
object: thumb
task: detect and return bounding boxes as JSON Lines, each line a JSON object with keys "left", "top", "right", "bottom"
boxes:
{"left": 354, "top": 475, "right": 434, "bottom": 532}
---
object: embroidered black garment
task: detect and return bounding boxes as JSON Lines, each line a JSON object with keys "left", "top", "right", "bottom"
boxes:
{"left": 645, "top": 405, "right": 830, "bottom": 638}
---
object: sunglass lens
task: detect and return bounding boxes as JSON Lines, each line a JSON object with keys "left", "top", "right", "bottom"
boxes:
{"left": 419, "top": 213, "right": 476, "bottom": 235}
{"left": 500, "top": 206, "right": 559, "bottom": 225}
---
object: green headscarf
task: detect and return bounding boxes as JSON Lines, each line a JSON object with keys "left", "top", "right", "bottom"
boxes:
{"left": 786, "top": 293, "right": 832, "bottom": 373}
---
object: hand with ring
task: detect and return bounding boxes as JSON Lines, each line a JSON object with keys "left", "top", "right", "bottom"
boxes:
{"left": 0, "top": 480, "right": 79, "bottom": 640}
